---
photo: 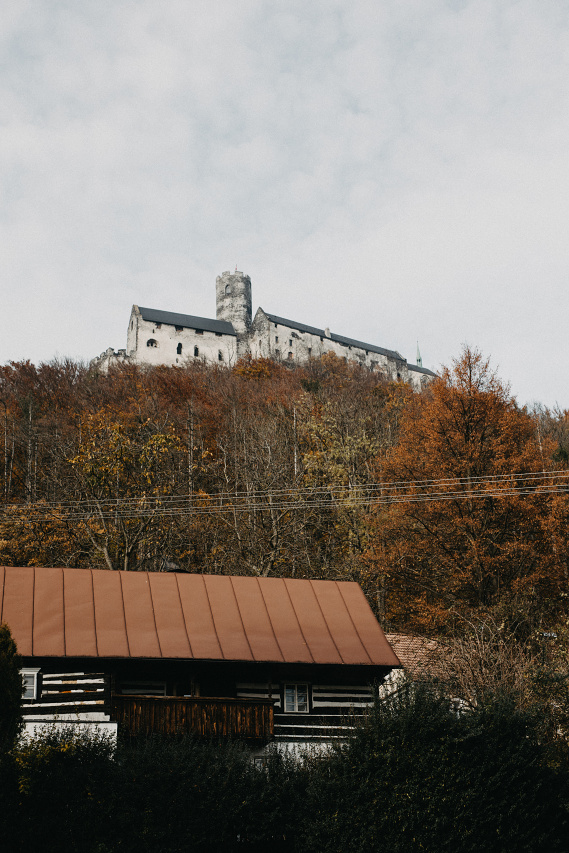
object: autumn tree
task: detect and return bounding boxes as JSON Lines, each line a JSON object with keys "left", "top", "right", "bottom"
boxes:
{"left": 368, "top": 347, "right": 567, "bottom": 634}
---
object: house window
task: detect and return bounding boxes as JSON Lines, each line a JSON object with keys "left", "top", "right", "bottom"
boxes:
{"left": 120, "top": 681, "right": 167, "bottom": 696}
{"left": 177, "top": 343, "right": 182, "bottom": 355}
{"left": 21, "top": 668, "right": 40, "bottom": 700}
{"left": 284, "top": 684, "right": 309, "bottom": 713}
{"left": 147, "top": 339, "right": 158, "bottom": 348}
{"left": 218, "top": 350, "right": 223, "bottom": 362}
{"left": 195, "top": 329, "right": 204, "bottom": 335}
{"left": 194, "top": 346, "right": 199, "bottom": 357}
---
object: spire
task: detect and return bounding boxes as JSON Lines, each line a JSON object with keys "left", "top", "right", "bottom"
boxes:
{"left": 416, "top": 342, "right": 422, "bottom": 367}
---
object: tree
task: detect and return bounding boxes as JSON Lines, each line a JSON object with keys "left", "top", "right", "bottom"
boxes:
{"left": 0, "top": 623, "right": 23, "bottom": 753}
{"left": 367, "top": 347, "right": 566, "bottom": 633}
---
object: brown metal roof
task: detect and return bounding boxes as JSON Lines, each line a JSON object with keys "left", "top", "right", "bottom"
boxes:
{"left": 0, "top": 567, "right": 399, "bottom": 667}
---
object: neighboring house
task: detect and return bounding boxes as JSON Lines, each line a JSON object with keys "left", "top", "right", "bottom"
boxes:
{"left": 1, "top": 566, "right": 400, "bottom": 749}
{"left": 385, "top": 633, "right": 440, "bottom": 677}
{"left": 91, "top": 269, "right": 435, "bottom": 390}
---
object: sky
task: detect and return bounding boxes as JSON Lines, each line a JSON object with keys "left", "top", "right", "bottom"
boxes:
{"left": 2, "top": 0, "right": 569, "bottom": 408}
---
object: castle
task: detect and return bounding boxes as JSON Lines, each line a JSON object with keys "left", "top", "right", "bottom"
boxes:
{"left": 92, "top": 270, "right": 435, "bottom": 389}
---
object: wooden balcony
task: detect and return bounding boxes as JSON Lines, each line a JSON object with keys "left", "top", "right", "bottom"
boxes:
{"left": 110, "top": 695, "right": 274, "bottom": 744}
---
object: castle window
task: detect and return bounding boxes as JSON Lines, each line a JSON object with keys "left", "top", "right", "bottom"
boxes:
{"left": 177, "top": 343, "right": 182, "bottom": 355}
{"left": 289, "top": 339, "right": 292, "bottom": 346}
{"left": 218, "top": 350, "right": 223, "bottom": 362}
{"left": 274, "top": 323, "right": 277, "bottom": 329}
{"left": 175, "top": 325, "right": 183, "bottom": 332}
{"left": 195, "top": 329, "right": 203, "bottom": 335}
{"left": 194, "top": 346, "right": 199, "bottom": 357}
{"left": 215, "top": 332, "right": 223, "bottom": 337}
{"left": 147, "top": 339, "right": 158, "bottom": 348}
{"left": 225, "top": 284, "right": 231, "bottom": 295}
{"left": 288, "top": 352, "right": 293, "bottom": 360}
{"left": 155, "top": 323, "right": 161, "bottom": 329}
{"left": 275, "top": 336, "right": 279, "bottom": 343}
{"left": 308, "top": 348, "right": 312, "bottom": 356}
{"left": 275, "top": 349, "right": 280, "bottom": 359}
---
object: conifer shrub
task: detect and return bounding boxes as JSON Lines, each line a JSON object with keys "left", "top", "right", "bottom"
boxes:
{"left": 0, "top": 623, "right": 23, "bottom": 753}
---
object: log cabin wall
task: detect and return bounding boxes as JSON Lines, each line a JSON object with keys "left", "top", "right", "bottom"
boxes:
{"left": 237, "top": 681, "right": 375, "bottom": 743}
{"left": 22, "top": 670, "right": 112, "bottom": 723}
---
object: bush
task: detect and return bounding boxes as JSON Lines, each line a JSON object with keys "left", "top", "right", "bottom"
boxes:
{"left": 301, "top": 680, "right": 569, "bottom": 853}
{"left": 13, "top": 725, "right": 116, "bottom": 853}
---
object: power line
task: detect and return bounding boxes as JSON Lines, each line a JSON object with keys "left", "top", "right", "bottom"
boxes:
{"left": 2, "top": 469, "right": 569, "bottom": 521}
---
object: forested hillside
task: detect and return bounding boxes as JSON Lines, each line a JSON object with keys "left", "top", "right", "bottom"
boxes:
{"left": 1, "top": 347, "right": 567, "bottom": 636}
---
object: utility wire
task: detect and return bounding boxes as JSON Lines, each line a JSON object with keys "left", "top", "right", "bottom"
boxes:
{"left": 2, "top": 470, "right": 569, "bottom": 521}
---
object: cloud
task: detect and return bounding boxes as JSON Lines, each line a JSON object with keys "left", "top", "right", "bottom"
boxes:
{"left": 1, "top": 0, "right": 569, "bottom": 406}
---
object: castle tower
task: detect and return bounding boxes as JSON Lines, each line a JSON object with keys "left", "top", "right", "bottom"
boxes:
{"left": 216, "top": 270, "right": 252, "bottom": 335}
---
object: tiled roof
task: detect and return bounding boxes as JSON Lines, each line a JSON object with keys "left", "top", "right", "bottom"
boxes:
{"left": 137, "top": 307, "right": 236, "bottom": 336}
{"left": 0, "top": 567, "right": 399, "bottom": 667}
{"left": 263, "top": 312, "right": 404, "bottom": 361}
{"left": 385, "top": 633, "right": 439, "bottom": 674}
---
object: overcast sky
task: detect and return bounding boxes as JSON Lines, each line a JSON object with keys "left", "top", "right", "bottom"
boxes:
{"left": 2, "top": 1, "right": 568, "bottom": 408}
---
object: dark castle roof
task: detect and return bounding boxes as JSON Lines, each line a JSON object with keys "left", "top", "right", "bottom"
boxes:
{"left": 263, "top": 312, "right": 404, "bottom": 362}
{"left": 408, "top": 364, "right": 437, "bottom": 376}
{"left": 137, "top": 306, "right": 236, "bottom": 336}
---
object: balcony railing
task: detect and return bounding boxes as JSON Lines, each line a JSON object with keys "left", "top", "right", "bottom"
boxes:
{"left": 110, "top": 695, "right": 274, "bottom": 743}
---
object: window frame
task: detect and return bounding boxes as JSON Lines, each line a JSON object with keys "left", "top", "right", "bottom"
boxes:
{"left": 283, "top": 683, "right": 310, "bottom": 714}
{"left": 21, "top": 668, "right": 40, "bottom": 701}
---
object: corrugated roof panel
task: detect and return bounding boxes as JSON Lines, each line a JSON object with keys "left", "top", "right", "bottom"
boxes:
{"left": 338, "top": 584, "right": 400, "bottom": 666}
{"left": 2, "top": 566, "right": 35, "bottom": 656}
{"left": 285, "top": 579, "right": 342, "bottom": 665}
{"left": 204, "top": 575, "right": 253, "bottom": 661}
{"left": 230, "top": 577, "right": 284, "bottom": 663}
{"left": 257, "top": 577, "right": 314, "bottom": 663}
{"left": 63, "top": 569, "right": 98, "bottom": 657}
{"left": 149, "top": 572, "right": 192, "bottom": 659}
{"left": 33, "top": 568, "right": 65, "bottom": 657}
{"left": 177, "top": 574, "right": 222, "bottom": 660}
{"left": 120, "top": 573, "right": 161, "bottom": 658}
{"left": 311, "top": 581, "right": 372, "bottom": 665}
{"left": 92, "top": 572, "right": 130, "bottom": 658}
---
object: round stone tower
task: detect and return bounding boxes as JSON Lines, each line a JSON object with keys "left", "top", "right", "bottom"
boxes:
{"left": 215, "top": 270, "right": 252, "bottom": 335}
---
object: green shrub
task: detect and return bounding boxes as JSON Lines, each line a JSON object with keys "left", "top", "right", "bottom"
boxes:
{"left": 301, "top": 680, "right": 569, "bottom": 853}
{"left": 13, "top": 725, "right": 116, "bottom": 853}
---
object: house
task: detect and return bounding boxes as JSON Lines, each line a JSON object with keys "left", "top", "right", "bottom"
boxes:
{"left": 91, "top": 269, "right": 435, "bottom": 390}
{"left": 1, "top": 566, "right": 400, "bottom": 748}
